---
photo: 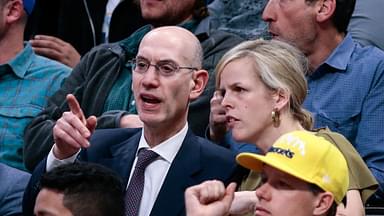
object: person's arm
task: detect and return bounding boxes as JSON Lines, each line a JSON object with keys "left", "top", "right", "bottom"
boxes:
{"left": 97, "top": 111, "right": 143, "bottom": 128}
{"left": 355, "top": 63, "right": 384, "bottom": 199}
{"left": 30, "top": 35, "right": 81, "bottom": 68}
{"left": 0, "top": 168, "right": 30, "bottom": 216}
{"left": 336, "top": 190, "right": 364, "bottom": 216}
{"left": 23, "top": 56, "right": 89, "bottom": 171}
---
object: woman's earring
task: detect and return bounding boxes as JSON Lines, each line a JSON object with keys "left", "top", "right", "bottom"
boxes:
{"left": 271, "top": 108, "right": 280, "bottom": 127}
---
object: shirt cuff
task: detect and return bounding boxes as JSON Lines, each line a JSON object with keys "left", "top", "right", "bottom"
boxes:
{"left": 46, "top": 144, "right": 80, "bottom": 172}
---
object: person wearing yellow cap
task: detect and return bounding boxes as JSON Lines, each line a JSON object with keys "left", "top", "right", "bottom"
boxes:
{"left": 185, "top": 131, "right": 349, "bottom": 216}
{"left": 205, "top": 39, "right": 377, "bottom": 215}
{"left": 238, "top": 131, "right": 349, "bottom": 216}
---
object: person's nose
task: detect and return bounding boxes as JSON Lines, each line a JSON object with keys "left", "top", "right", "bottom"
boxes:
{"left": 141, "top": 65, "right": 160, "bottom": 88}
{"left": 221, "top": 92, "right": 234, "bottom": 110}
{"left": 255, "top": 182, "right": 272, "bottom": 201}
{"left": 262, "top": 0, "right": 276, "bottom": 22}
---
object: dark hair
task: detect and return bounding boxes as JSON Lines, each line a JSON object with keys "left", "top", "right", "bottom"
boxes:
{"left": 40, "top": 163, "right": 124, "bottom": 216}
{"left": 306, "top": 0, "right": 356, "bottom": 33}
{"left": 308, "top": 183, "right": 338, "bottom": 216}
{"left": 193, "top": 0, "right": 210, "bottom": 20}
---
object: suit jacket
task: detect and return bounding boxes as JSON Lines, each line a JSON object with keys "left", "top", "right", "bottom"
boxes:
{"left": 24, "top": 128, "right": 238, "bottom": 216}
{"left": 0, "top": 163, "right": 30, "bottom": 216}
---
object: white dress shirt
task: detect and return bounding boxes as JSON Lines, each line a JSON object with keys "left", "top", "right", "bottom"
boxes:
{"left": 131, "top": 123, "right": 187, "bottom": 216}
{"left": 46, "top": 123, "right": 188, "bottom": 216}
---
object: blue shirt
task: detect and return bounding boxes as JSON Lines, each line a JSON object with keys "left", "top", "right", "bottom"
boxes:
{"left": 304, "top": 34, "right": 384, "bottom": 199}
{"left": 0, "top": 43, "right": 70, "bottom": 170}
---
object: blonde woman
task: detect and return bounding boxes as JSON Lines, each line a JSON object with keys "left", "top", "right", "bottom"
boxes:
{"left": 209, "top": 39, "right": 377, "bottom": 216}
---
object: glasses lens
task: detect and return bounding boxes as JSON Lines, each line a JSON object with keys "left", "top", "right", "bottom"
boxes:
{"left": 158, "top": 62, "right": 177, "bottom": 76}
{"left": 134, "top": 59, "right": 149, "bottom": 73}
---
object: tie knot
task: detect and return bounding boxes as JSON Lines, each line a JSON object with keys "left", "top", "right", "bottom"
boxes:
{"left": 135, "top": 148, "right": 158, "bottom": 170}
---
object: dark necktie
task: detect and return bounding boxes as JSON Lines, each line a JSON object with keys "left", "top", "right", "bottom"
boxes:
{"left": 125, "top": 148, "right": 159, "bottom": 216}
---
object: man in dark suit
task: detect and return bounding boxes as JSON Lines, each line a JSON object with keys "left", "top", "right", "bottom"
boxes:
{"left": 24, "top": 26, "right": 237, "bottom": 216}
{"left": 0, "top": 163, "right": 30, "bottom": 216}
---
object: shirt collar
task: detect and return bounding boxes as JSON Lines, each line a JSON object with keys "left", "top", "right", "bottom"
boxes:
{"left": 7, "top": 43, "right": 34, "bottom": 78}
{"left": 323, "top": 33, "right": 355, "bottom": 71}
{"left": 138, "top": 123, "right": 188, "bottom": 164}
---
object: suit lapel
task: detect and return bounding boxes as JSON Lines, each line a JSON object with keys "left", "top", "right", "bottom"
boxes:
{"left": 150, "top": 130, "right": 202, "bottom": 216}
{"left": 99, "top": 131, "right": 141, "bottom": 186}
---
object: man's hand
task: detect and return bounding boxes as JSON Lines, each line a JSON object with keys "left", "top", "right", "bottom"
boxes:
{"left": 52, "top": 94, "right": 97, "bottom": 159}
{"left": 185, "top": 180, "right": 236, "bottom": 216}
{"left": 230, "top": 191, "right": 258, "bottom": 215}
{"left": 30, "top": 35, "right": 81, "bottom": 68}
{"left": 209, "top": 90, "right": 228, "bottom": 142}
{"left": 120, "top": 114, "right": 144, "bottom": 128}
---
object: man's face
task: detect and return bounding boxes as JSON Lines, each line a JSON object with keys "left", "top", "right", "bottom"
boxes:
{"left": 262, "top": 0, "right": 318, "bottom": 54}
{"left": 140, "top": 0, "right": 196, "bottom": 26}
{"left": 34, "top": 188, "right": 73, "bottom": 216}
{"left": 254, "top": 165, "right": 321, "bottom": 216}
{"left": 132, "top": 29, "right": 198, "bottom": 133}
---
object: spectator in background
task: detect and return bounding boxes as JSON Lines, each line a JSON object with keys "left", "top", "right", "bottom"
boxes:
{"left": 32, "top": 163, "right": 124, "bottom": 216}
{"left": 348, "top": 0, "right": 384, "bottom": 50}
{"left": 211, "top": 0, "right": 384, "bottom": 203}
{"left": 0, "top": 0, "right": 70, "bottom": 170}
{"left": 23, "top": 0, "right": 243, "bottom": 171}
{"left": 0, "top": 163, "right": 30, "bottom": 216}
{"left": 209, "top": 39, "right": 376, "bottom": 215}
{"left": 24, "top": 0, "right": 147, "bottom": 68}
{"left": 185, "top": 131, "right": 350, "bottom": 216}
{"left": 208, "top": 0, "right": 268, "bottom": 40}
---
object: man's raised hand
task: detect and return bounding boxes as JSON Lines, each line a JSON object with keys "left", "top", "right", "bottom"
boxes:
{"left": 52, "top": 94, "right": 97, "bottom": 159}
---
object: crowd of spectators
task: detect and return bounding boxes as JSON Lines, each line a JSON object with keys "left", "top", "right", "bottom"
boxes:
{"left": 0, "top": 0, "right": 383, "bottom": 215}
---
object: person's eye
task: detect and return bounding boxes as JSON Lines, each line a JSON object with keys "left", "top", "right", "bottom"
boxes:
{"left": 136, "top": 61, "right": 148, "bottom": 70}
{"left": 276, "top": 180, "right": 292, "bottom": 189}
{"left": 159, "top": 64, "right": 176, "bottom": 75}
{"left": 260, "top": 173, "right": 267, "bottom": 184}
{"left": 234, "top": 86, "right": 246, "bottom": 93}
{"left": 220, "top": 89, "right": 226, "bottom": 97}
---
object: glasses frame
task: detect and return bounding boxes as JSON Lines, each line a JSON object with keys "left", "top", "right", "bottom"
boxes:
{"left": 130, "top": 58, "right": 198, "bottom": 77}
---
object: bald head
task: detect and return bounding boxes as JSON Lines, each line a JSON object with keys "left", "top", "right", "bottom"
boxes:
{"left": 139, "top": 26, "right": 203, "bottom": 69}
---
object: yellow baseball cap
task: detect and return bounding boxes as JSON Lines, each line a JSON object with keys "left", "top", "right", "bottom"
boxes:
{"left": 236, "top": 131, "right": 349, "bottom": 204}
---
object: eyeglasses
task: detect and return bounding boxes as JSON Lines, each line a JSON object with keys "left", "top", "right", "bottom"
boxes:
{"left": 131, "top": 57, "right": 198, "bottom": 77}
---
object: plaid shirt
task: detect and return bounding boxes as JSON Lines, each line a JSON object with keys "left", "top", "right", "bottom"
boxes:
{"left": 0, "top": 43, "right": 70, "bottom": 170}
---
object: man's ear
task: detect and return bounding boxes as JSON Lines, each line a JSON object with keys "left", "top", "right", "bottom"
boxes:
{"left": 313, "top": 192, "right": 334, "bottom": 215}
{"left": 316, "top": 0, "right": 336, "bottom": 23}
{"left": 4, "top": 0, "right": 24, "bottom": 24}
{"left": 271, "top": 89, "right": 289, "bottom": 111}
{"left": 189, "top": 69, "right": 209, "bottom": 101}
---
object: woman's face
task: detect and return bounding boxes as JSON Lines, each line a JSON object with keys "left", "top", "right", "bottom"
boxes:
{"left": 219, "top": 58, "right": 276, "bottom": 144}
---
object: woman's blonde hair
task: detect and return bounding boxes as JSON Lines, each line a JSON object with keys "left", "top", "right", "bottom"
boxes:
{"left": 215, "top": 39, "right": 313, "bottom": 130}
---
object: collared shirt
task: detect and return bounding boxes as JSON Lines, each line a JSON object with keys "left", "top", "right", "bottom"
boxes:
{"left": 132, "top": 123, "right": 187, "bottom": 216}
{"left": 46, "top": 123, "right": 188, "bottom": 215}
{"left": 303, "top": 34, "right": 384, "bottom": 198}
{"left": 0, "top": 43, "right": 70, "bottom": 170}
